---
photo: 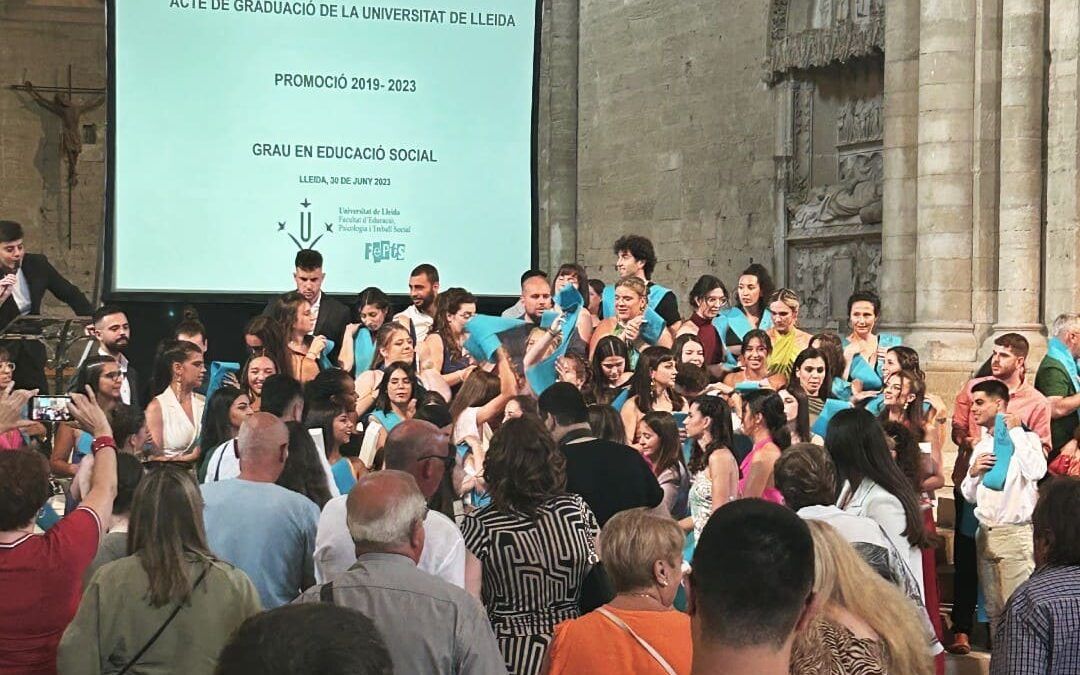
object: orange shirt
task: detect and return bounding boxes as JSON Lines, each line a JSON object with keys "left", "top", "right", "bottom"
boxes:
{"left": 546, "top": 606, "right": 692, "bottom": 675}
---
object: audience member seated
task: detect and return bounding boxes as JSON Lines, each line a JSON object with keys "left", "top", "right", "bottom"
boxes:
{"left": 687, "top": 499, "right": 815, "bottom": 675}
{"left": 215, "top": 603, "right": 392, "bottom": 675}
{"left": 586, "top": 402, "right": 627, "bottom": 443}
{"left": 58, "top": 465, "right": 261, "bottom": 675}
{"left": 296, "top": 471, "right": 505, "bottom": 675}
{"left": 960, "top": 379, "right": 1046, "bottom": 634}
{"left": 277, "top": 421, "right": 334, "bottom": 509}
{"left": 991, "top": 477, "right": 1080, "bottom": 674}
{"left": 538, "top": 383, "right": 662, "bottom": 526}
{"left": 145, "top": 339, "right": 206, "bottom": 462}
{"left": 544, "top": 509, "right": 692, "bottom": 675}
{"left": 200, "top": 413, "right": 319, "bottom": 608}
{"left": 791, "top": 520, "right": 934, "bottom": 675}
{"left": 0, "top": 390, "right": 116, "bottom": 674}
{"left": 338, "top": 286, "right": 391, "bottom": 376}
{"left": 198, "top": 386, "right": 253, "bottom": 483}
{"left": 462, "top": 415, "right": 600, "bottom": 675}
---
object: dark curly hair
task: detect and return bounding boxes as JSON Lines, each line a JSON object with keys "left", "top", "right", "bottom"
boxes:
{"left": 484, "top": 415, "right": 566, "bottom": 517}
{"left": 0, "top": 450, "right": 51, "bottom": 530}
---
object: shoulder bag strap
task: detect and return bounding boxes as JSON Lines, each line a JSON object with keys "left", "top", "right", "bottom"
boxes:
{"left": 117, "top": 564, "right": 210, "bottom": 675}
{"left": 320, "top": 580, "right": 335, "bottom": 604}
{"left": 596, "top": 607, "right": 677, "bottom": 675}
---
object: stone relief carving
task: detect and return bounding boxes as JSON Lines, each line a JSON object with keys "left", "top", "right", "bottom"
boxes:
{"left": 788, "top": 82, "right": 815, "bottom": 201}
{"left": 837, "top": 96, "right": 882, "bottom": 146}
{"left": 788, "top": 239, "right": 881, "bottom": 324}
{"left": 790, "top": 152, "right": 882, "bottom": 229}
{"left": 764, "top": 0, "right": 884, "bottom": 84}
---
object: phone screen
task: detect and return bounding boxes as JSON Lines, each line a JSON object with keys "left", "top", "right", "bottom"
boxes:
{"left": 31, "top": 395, "right": 73, "bottom": 422}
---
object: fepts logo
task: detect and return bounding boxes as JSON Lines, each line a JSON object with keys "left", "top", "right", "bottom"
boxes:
{"left": 365, "top": 241, "right": 406, "bottom": 264}
{"left": 276, "top": 198, "right": 334, "bottom": 249}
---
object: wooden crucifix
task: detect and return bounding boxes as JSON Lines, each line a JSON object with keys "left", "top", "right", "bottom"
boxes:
{"left": 15, "top": 77, "right": 104, "bottom": 188}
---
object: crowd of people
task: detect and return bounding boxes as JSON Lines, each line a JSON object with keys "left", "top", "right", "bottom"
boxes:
{"left": 1, "top": 221, "right": 1079, "bottom": 674}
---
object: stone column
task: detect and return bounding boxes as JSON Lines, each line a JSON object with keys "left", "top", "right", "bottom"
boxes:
{"left": 993, "top": 0, "right": 1046, "bottom": 349}
{"left": 880, "top": 0, "right": 920, "bottom": 326}
{"left": 1045, "top": 0, "right": 1080, "bottom": 318}
{"left": 907, "top": 0, "right": 979, "bottom": 361}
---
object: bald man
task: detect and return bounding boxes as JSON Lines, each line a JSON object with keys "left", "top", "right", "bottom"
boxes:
{"left": 315, "top": 420, "right": 466, "bottom": 586}
{"left": 297, "top": 471, "right": 505, "bottom": 675}
{"left": 202, "top": 413, "right": 320, "bottom": 608}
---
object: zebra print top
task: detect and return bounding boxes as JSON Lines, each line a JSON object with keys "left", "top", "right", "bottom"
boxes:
{"left": 790, "top": 618, "right": 889, "bottom": 674}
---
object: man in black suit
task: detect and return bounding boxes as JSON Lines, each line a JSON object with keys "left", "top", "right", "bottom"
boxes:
{"left": 537, "top": 382, "right": 663, "bottom": 526}
{"left": 0, "top": 220, "right": 92, "bottom": 391}
{"left": 263, "top": 249, "right": 349, "bottom": 365}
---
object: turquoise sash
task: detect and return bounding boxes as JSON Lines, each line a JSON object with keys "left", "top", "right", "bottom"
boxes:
{"left": 318, "top": 339, "right": 336, "bottom": 371}
{"left": 371, "top": 409, "right": 403, "bottom": 433}
{"left": 526, "top": 305, "right": 581, "bottom": 395}
{"left": 456, "top": 442, "right": 492, "bottom": 508}
{"left": 734, "top": 380, "right": 762, "bottom": 392}
{"left": 601, "top": 281, "right": 671, "bottom": 318}
{"left": 352, "top": 328, "right": 376, "bottom": 376}
{"left": 1046, "top": 337, "right": 1080, "bottom": 420}
{"left": 464, "top": 315, "right": 527, "bottom": 362}
{"left": 206, "top": 361, "right": 240, "bottom": 401}
{"left": 842, "top": 333, "right": 901, "bottom": 390}
{"left": 812, "top": 398, "right": 853, "bottom": 438}
{"left": 717, "top": 305, "right": 774, "bottom": 342}
{"left": 556, "top": 285, "right": 584, "bottom": 313}
{"left": 982, "top": 414, "right": 1014, "bottom": 491}
{"left": 830, "top": 377, "right": 852, "bottom": 401}
{"left": 864, "top": 394, "right": 886, "bottom": 416}
{"left": 611, "top": 388, "right": 631, "bottom": 412}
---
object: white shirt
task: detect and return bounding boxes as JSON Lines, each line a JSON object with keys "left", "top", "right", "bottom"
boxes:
{"left": 838, "top": 478, "right": 925, "bottom": 600}
{"left": 98, "top": 346, "right": 131, "bottom": 405}
{"left": 308, "top": 292, "right": 322, "bottom": 336}
{"left": 12, "top": 269, "right": 30, "bottom": 315}
{"left": 314, "top": 494, "right": 465, "bottom": 588}
{"left": 203, "top": 440, "right": 240, "bottom": 484}
{"left": 395, "top": 305, "right": 434, "bottom": 344}
{"left": 961, "top": 425, "right": 1047, "bottom": 527}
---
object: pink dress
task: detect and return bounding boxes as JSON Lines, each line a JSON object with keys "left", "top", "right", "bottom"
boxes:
{"left": 738, "top": 438, "right": 785, "bottom": 504}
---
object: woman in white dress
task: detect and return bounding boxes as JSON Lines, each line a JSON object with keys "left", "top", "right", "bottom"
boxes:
{"left": 145, "top": 340, "right": 206, "bottom": 463}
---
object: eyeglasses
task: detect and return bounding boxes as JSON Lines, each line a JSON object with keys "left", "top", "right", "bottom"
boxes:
{"left": 101, "top": 371, "right": 123, "bottom": 381}
{"left": 417, "top": 451, "right": 456, "bottom": 471}
{"left": 0, "top": 362, "right": 14, "bottom": 373}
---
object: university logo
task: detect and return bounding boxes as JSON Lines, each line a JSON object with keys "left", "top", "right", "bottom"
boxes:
{"left": 365, "top": 241, "right": 406, "bottom": 263}
{"left": 276, "top": 198, "right": 333, "bottom": 249}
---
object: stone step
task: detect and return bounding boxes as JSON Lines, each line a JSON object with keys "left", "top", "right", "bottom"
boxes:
{"left": 945, "top": 651, "right": 991, "bottom": 675}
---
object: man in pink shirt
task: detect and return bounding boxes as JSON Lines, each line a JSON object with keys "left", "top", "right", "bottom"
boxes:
{"left": 946, "top": 332, "right": 1050, "bottom": 654}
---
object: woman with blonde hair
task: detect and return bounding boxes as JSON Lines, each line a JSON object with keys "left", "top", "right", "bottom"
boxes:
{"left": 543, "top": 508, "right": 691, "bottom": 675}
{"left": 589, "top": 276, "right": 673, "bottom": 361}
{"left": 791, "top": 520, "right": 934, "bottom": 675}
{"left": 58, "top": 466, "right": 261, "bottom": 674}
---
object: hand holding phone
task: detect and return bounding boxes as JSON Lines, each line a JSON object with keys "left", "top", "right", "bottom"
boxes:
{"left": 31, "top": 395, "right": 74, "bottom": 422}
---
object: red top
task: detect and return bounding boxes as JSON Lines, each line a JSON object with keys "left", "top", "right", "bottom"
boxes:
{"left": 0, "top": 507, "right": 100, "bottom": 675}
{"left": 688, "top": 313, "right": 725, "bottom": 365}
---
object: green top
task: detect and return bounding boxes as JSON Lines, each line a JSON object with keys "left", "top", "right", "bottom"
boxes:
{"left": 57, "top": 555, "right": 261, "bottom": 675}
{"left": 1035, "top": 357, "right": 1079, "bottom": 453}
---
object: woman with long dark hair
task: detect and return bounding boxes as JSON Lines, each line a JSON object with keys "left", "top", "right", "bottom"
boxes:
{"left": 271, "top": 291, "right": 329, "bottom": 385}
{"left": 827, "top": 408, "right": 932, "bottom": 605}
{"left": 303, "top": 403, "right": 358, "bottom": 495}
{"left": 810, "top": 332, "right": 850, "bottom": 400}
{"left": 779, "top": 385, "right": 822, "bottom": 445}
{"left": 358, "top": 361, "right": 426, "bottom": 468}
{"left": 461, "top": 415, "right": 599, "bottom": 675}
{"left": 339, "top": 286, "right": 391, "bottom": 376}
{"left": 277, "top": 421, "right": 334, "bottom": 508}
{"left": 239, "top": 354, "right": 277, "bottom": 413}
{"left": 736, "top": 389, "right": 790, "bottom": 503}
{"left": 354, "top": 321, "right": 447, "bottom": 417}
{"left": 685, "top": 395, "right": 738, "bottom": 541}
{"left": 146, "top": 340, "right": 206, "bottom": 463}
{"left": 721, "top": 329, "right": 787, "bottom": 391}
{"left": 450, "top": 349, "right": 515, "bottom": 503}
{"left": 51, "top": 355, "right": 124, "bottom": 476}
{"left": 58, "top": 466, "right": 261, "bottom": 674}
{"left": 590, "top": 335, "right": 633, "bottom": 406}
{"left": 719, "top": 263, "right": 775, "bottom": 358}
{"left": 788, "top": 347, "right": 832, "bottom": 419}
{"left": 242, "top": 315, "right": 289, "bottom": 377}
{"left": 420, "top": 287, "right": 478, "bottom": 390}
{"left": 633, "top": 411, "right": 690, "bottom": 520}
{"left": 198, "top": 386, "right": 253, "bottom": 483}
{"left": 619, "top": 347, "right": 687, "bottom": 445}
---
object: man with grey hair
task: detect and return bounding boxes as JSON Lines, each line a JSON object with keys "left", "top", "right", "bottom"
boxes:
{"left": 314, "top": 420, "right": 465, "bottom": 585}
{"left": 296, "top": 471, "right": 505, "bottom": 675}
{"left": 202, "top": 413, "right": 320, "bottom": 608}
{"left": 1036, "top": 313, "right": 1080, "bottom": 454}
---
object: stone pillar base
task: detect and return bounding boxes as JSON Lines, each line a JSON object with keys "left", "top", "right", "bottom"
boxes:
{"left": 900, "top": 322, "right": 982, "bottom": 363}
{"left": 980, "top": 323, "right": 1048, "bottom": 363}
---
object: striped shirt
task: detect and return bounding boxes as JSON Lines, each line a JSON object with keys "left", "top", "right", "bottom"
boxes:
{"left": 991, "top": 565, "right": 1080, "bottom": 674}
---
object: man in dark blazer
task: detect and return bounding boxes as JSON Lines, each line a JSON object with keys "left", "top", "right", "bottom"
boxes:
{"left": 0, "top": 220, "right": 93, "bottom": 392}
{"left": 262, "top": 249, "right": 350, "bottom": 366}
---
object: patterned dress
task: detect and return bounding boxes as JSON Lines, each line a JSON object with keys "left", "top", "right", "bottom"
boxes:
{"left": 461, "top": 493, "right": 600, "bottom": 675}
{"left": 790, "top": 618, "right": 889, "bottom": 674}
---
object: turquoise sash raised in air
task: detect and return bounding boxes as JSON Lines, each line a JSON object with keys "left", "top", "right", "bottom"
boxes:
{"left": 206, "top": 361, "right": 240, "bottom": 402}
{"left": 812, "top": 398, "right": 853, "bottom": 438}
{"left": 982, "top": 414, "right": 1014, "bottom": 491}
{"left": 352, "top": 328, "right": 376, "bottom": 377}
{"left": 601, "top": 281, "right": 671, "bottom": 318}
{"left": 464, "top": 315, "right": 527, "bottom": 362}
{"left": 525, "top": 304, "right": 581, "bottom": 396}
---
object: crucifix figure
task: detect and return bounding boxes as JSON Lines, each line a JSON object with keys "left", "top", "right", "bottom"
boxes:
{"left": 22, "top": 80, "right": 104, "bottom": 187}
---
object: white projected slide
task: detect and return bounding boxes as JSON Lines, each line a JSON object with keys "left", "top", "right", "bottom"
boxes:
{"left": 110, "top": 0, "right": 537, "bottom": 296}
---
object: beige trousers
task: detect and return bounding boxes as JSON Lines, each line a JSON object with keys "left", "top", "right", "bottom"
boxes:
{"left": 976, "top": 522, "right": 1034, "bottom": 634}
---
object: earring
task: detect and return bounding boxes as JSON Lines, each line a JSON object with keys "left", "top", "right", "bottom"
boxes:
{"left": 660, "top": 580, "right": 669, "bottom": 587}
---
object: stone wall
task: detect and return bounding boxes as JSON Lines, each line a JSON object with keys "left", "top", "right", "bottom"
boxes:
{"left": 576, "top": 0, "right": 776, "bottom": 311}
{"left": 0, "top": 0, "right": 106, "bottom": 313}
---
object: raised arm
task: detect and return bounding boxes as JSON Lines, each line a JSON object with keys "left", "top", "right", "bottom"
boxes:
{"left": 475, "top": 348, "right": 516, "bottom": 427}
{"left": 67, "top": 389, "right": 117, "bottom": 534}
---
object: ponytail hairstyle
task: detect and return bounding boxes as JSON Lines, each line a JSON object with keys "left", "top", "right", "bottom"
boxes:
{"left": 173, "top": 306, "right": 206, "bottom": 346}
{"left": 353, "top": 286, "right": 392, "bottom": 329}
{"left": 687, "top": 395, "right": 735, "bottom": 474}
{"left": 150, "top": 339, "right": 203, "bottom": 397}
{"left": 432, "top": 287, "right": 477, "bottom": 361}
{"left": 628, "top": 346, "right": 684, "bottom": 413}
{"left": 740, "top": 389, "right": 791, "bottom": 450}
